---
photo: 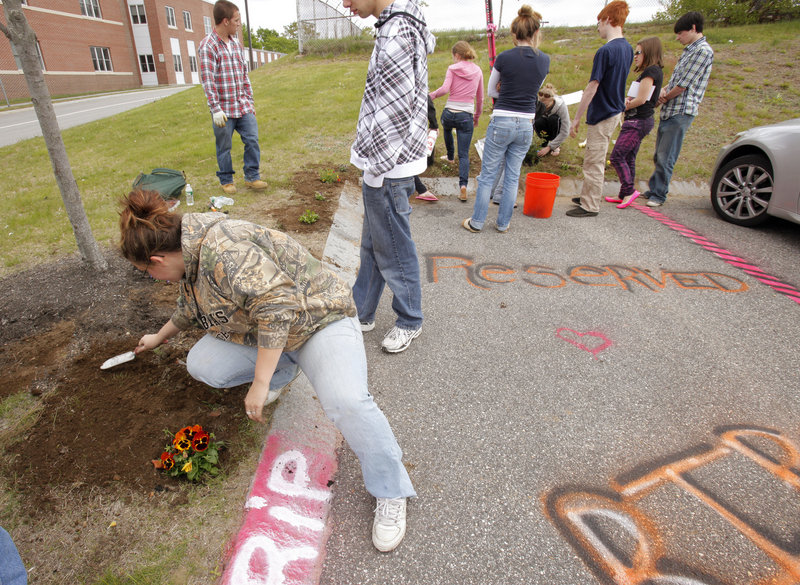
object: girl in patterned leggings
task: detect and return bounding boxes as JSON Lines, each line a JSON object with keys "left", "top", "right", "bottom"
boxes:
{"left": 609, "top": 37, "right": 664, "bottom": 208}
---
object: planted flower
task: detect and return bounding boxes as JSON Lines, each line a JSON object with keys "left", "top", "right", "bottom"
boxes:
{"left": 152, "top": 424, "right": 224, "bottom": 482}
{"left": 319, "top": 169, "right": 342, "bottom": 184}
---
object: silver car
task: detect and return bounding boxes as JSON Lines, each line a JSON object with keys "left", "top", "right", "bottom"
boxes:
{"left": 710, "top": 118, "right": 800, "bottom": 226}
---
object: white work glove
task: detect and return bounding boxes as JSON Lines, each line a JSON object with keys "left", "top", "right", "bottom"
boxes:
{"left": 212, "top": 111, "right": 228, "bottom": 128}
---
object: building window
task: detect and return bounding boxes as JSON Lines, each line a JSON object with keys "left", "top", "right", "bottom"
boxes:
{"left": 139, "top": 54, "right": 155, "bottom": 73}
{"left": 129, "top": 4, "right": 146, "bottom": 24}
{"left": 90, "top": 46, "right": 113, "bottom": 71}
{"left": 203, "top": 16, "right": 212, "bottom": 35}
{"left": 182, "top": 10, "right": 192, "bottom": 31}
{"left": 173, "top": 54, "right": 183, "bottom": 73}
{"left": 80, "top": 0, "right": 102, "bottom": 18}
{"left": 189, "top": 55, "right": 197, "bottom": 73}
{"left": 11, "top": 41, "right": 45, "bottom": 70}
{"left": 165, "top": 6, "right": 176, "bottom": 27}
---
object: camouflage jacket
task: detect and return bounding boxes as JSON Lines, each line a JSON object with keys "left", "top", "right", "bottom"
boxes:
{"left": 171, "top": 213, "right": 356, "bottom": 351}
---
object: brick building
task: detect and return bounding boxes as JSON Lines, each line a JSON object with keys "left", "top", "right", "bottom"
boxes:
{"left": 0, "top": 0, "right": 283, "bottom": 101}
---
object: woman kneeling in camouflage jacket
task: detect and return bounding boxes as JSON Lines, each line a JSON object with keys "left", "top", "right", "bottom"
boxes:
{"left": 119, "top": 189, "right": 415, "bottom": 552}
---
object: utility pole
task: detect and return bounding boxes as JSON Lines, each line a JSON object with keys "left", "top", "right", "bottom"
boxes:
{"left": 243, "top": 0, "right": 254, "bottom": 70}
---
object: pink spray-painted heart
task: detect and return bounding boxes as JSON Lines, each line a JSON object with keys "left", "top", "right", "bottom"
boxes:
{"left": 555, "top": 328, "right": 612, "bottom": 359}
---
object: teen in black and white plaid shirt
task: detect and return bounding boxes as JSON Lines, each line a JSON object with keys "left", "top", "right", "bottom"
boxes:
{"left": 342, "top": 0, "right": 435, "bottom": 553}
{"left": 346, "top": 0, "right": 436, "bottom": 357}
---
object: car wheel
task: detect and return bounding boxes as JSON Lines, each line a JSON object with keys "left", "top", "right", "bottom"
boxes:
{"left": 711, "top": 154, "right": 773, "bottom": 226}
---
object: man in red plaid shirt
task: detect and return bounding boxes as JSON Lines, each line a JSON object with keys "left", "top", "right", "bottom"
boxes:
{"left": 199, "top": 0, "right": 266, "bottom": 195}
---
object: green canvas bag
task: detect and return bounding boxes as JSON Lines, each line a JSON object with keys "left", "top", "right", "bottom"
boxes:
{"left": 132, "top": 168, "right": 187, "bottom": 199}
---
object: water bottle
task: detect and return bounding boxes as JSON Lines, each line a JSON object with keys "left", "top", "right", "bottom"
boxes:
{"left": 185, "top": 183, "right": 194, "bottom": 206}
{"left": 210, "top": 196, "right": 234, "bottom": 209}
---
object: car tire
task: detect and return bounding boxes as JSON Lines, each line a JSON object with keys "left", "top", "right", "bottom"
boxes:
{"left": 710, "top": 154, "right": 773, "bottom": 227}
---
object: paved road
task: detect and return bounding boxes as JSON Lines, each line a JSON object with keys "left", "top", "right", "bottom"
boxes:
{"left": 318, "top": 181, "right": 800, "bottom": 585}
{"left": 0, "top": 86, "right": 192, "bottom": 147}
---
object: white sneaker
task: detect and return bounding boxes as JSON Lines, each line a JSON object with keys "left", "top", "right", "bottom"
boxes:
{"left": 265, "top": 387, "right": 283, "bottom": 404}
{"left": 360, "top": 320, "right": 375, "bottom": 332}
{"left": 372, "top": 497, "right": 407, "bottom": 552}
{"left": 265, "top": 367, "right": 301, "bottom": 405}
{"left": 381, "top": 326, "right": 421, "bottom": 353}
{"left": 646, "top": 199, "right": 663, "bottom": 207}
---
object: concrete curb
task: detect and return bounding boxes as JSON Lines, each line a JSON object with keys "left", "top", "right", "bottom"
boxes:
{"left": 217, "top": 182, "right": 363, "bottom": 585}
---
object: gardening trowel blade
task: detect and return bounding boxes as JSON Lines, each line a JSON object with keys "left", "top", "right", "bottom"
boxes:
{"left": 100, "top": 351, "right": 136, "bottom": 370}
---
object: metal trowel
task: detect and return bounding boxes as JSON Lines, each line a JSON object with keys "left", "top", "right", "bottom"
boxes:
{"left": 100, "top": 351, "right": 136, "bottom": 370}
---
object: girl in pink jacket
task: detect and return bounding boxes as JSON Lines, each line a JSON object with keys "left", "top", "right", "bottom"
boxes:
{"left": 430, "top": 41, "right": 485, "bottom": 201}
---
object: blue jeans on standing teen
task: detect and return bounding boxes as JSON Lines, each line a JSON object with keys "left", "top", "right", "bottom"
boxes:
{"left": 353, "top": 177, "right": 423, "bottom": 330}
{"left": 441, "top": 109, "right": 475, "bottom": 188}
{"left": 186, "top": 318, "right": 416, "bottom": 499}
{"left": 0, "top": 526, "right": 27, "bottom": 585}
{"left": 212, "top": 112, "right": 262, "bottom": 186}
{"left": 645, "top": 113, "right": 694, "bottom": 204}
{"left": 470, "top": 116, "right": 533, "bottom": 231}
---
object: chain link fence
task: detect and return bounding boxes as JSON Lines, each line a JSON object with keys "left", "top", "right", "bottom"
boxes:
{"left": 295, "top": 0, "right": 667, "bottom": 55}
{"left": 295, "top": 0, "right": 371, "bottom": 55}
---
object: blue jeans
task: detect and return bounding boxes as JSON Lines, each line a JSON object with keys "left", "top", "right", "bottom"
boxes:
{"left": 185, "top": 318, "right": 416, "bottom": 499}
{"left": 187, "top": 334, "right": 300, "bottom": 390}
{"left": 0, "top": 527, "right": 27, "bottom": 585}
{"left": 472, "top": 116, "right": 532, "bottom": 231}
{"left": 212, "top": 112, "right": 261, "bottom": 185}
{"left": 353, "top": 177, "right": 423, "bottom": 329}
{"left": 646, "top": 113, "right": 694, "bottom": 203}
{"left": 441, "top": 109, "right": 475, "bottom": 188}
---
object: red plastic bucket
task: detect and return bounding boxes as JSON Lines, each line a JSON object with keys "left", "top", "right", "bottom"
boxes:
{"left": 523, "top": 172, "right": 561, "bottom": 218}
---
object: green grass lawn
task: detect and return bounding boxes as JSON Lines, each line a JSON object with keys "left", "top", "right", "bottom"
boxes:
{"left": 1, "top": 20, "right": 798, "bottom": 275}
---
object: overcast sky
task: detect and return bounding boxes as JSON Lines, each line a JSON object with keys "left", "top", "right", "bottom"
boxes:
{"left": 241, "top": 0, "right": 658, "bottom": 36}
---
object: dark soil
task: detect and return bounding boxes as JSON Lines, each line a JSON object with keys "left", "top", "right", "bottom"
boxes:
{"left": 282, "top": 165, "right": 351, "bottom": 235}
{"left": 0, "top": 166, "right": 344, "bottom": 517}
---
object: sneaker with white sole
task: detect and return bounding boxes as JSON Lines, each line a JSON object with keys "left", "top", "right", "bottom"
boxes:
{"left": 265, "top": 387, "right": 283, "bottom": 405}
{"left": 381, "top": 326, "right": 421, "bottom": 353}
{"left": 372, "top": 497, "right": 407, "bottom": 552}
{"left": 360, "top": 320, "right": 375, "bottom": 332}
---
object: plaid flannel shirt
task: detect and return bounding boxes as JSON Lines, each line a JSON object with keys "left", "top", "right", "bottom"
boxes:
{"left": 661, "top": 36, "right": 713, "bottom": 120}
{"left": 198, "top": 30, "right": 255, "bottom": 118}
{"left": 350, "top": 0, "right": 436, "bottom": 187}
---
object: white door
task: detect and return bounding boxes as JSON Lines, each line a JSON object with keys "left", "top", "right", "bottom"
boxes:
{"left": 127, "top": 0, "right": 158, "bottom": 86}
{"left": 170, "top": 37, "right": 185, "bottom": 84}
{"left": 186, "top": 40, "right": 200, "bottom": 85}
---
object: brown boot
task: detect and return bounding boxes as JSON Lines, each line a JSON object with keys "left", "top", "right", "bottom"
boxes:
{"left": 245, "top": 180, "right": 268, "bottom": 190}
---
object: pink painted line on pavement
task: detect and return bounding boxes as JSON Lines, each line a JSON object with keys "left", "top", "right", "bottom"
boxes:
{"left": 633, "top": 203, "right": 800, "bottom": 305}
{"left": 219, "top": 432, "right": 338, "bottom": 585}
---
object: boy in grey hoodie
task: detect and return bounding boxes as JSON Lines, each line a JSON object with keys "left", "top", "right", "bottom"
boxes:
{"left": 345, "top": 0, "right": 436, "bottom": 356}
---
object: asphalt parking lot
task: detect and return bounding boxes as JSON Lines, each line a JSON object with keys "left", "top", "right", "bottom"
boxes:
{"left": 317, "top": 178, "right": 800, "bottom": 585}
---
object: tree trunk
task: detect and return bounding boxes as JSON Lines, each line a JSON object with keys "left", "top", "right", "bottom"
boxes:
{"left": 0, "top": 0, "right": 108, "bottom": 271}
{"left": 498, "top": 0, "right": 504, "bottom": 28}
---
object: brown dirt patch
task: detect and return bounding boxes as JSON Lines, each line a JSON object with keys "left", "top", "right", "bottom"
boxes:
{"left": 0, "top": 166, "right": 344, "bottom": 582}
{"left": 274, "top": 164, "right": 351, "bottom": 236}
{"left": 0, "top": 255, "right": 251, "bottom": 514}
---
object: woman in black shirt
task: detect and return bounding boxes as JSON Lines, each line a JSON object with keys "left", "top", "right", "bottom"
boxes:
{"left": 609, "top": 36, "right": 664, "bottom": 208}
